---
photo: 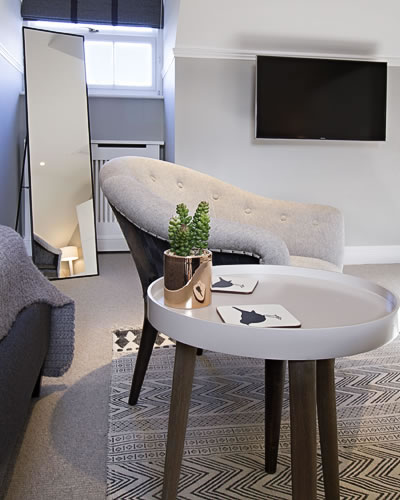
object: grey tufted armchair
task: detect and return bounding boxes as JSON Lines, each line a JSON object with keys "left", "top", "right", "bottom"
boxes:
{"left": 100, "top": 156, "right": 344, "bottom": 404}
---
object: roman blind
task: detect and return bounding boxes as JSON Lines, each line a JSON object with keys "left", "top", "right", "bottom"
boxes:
{"left": 21, "top": 0, "right": 163, "bottom": 29}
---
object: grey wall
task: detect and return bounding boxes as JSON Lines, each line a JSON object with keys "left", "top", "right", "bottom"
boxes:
{"left": 88, "top": 97, "right": 164, "bottom": 142}
{"left": 174, "top": 57, "right": 400, "bottom": 246}
{"left": 163, "top": 0, "right": 180, "bottom": 163}
{"left": 0, "top": 58, "right": 23, "bottom": 228}
{"left": 0, "top": 1, "right": 23, "bottom": 228}
{"left": 163, "top": 59, "right": 176, "bottom": 162}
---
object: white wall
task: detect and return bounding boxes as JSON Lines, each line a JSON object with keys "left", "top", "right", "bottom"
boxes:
{"left": 176, "top": 1, "right": 400, "bottom": 63}
{"left": 0, "top": 0, "right": 23, "bottom": 67}
{"left": 163, "top": 0, "right": 181, "bottom": 162}
{"left": 163, "top": 58, "right": 176, "bottom": 162}
{"left": 163, "top": 0, "right": 180, "bottom": 70}
{"left": 162, "top": 1, "right": 400, "bottom": 259}
{"left": 174, "top": 58, "right": 400, "bottom": 247}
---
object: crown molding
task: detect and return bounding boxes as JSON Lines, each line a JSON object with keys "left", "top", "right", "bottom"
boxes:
{"left": 174, "top": 46, "right": 255, "bottom": 61}
{"left": 0, "top": 42, "right": 23, "bottom": 73}
{"left": 173, "top": 46, "right": 400, "bottom": 67}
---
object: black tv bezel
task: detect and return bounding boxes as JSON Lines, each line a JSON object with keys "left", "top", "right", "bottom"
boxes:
{"left": 255, "top": 55, "right": 388, "bottom": 142}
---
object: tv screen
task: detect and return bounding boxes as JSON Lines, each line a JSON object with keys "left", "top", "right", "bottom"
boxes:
{"left": 256, "top": 56, "right": 387, "bottom": 141}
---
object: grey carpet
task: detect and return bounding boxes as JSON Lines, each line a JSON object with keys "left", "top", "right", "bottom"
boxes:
{"left": 3, "top": 258, "right": 400, "bottom": 499}
{"left": 3, "top": 253, "right": 143, "bottom": 500}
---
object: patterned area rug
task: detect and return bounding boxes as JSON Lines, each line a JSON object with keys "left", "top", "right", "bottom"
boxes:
{"left": 107, "top": 335, "right": 400, "bottom": 499}
{"left": 112, "top": 328, "right": 175, "bottom": 353}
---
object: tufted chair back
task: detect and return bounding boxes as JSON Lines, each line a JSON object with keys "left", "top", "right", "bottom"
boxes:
{"left": 100, "top": 156, "right": 344, "bottom": 271}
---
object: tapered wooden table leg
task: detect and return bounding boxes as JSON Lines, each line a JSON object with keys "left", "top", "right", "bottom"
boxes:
{"left": 265, "top": 359, "right": 286, "bottom": 473}
{"left": 317, "top": 359, "right": 340, "bottom": 500}
{"left": 289, "top": 360, "right": 317, "bottom": 500}
{"left": 162, "top": 341, "right": 197, "bottom": 500}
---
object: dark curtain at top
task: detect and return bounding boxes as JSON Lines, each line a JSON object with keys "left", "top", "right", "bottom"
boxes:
{"left": 21, "top": 0, "right": 164, "bottom": 29}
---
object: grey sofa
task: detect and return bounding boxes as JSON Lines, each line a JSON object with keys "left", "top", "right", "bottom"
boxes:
{"left": 0, "top": 303, "right": 51, "bottom": 491}
{"left": 0, "top": 226, "right": 75, "bottom": 493}
{"left": 100, "top": 156, "right": 345, "bottom": 406}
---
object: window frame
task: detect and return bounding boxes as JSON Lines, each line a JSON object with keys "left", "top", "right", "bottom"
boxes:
{"left": 25, "top": 21, "right": 163, "bottom": 98}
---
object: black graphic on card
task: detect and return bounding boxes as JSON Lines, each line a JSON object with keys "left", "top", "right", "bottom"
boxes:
{"left": 212, "top": 277, "right": 245, "bottom": 289}
{"left": 232, "top": 307, "right": 282, "bottom": 325}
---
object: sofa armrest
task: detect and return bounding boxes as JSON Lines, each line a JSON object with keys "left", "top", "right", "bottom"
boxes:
{"left": 210, "top": 218, "right": 290, "bottom": 265}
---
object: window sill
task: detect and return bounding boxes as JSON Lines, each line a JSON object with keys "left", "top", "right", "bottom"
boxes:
{"left": 88, "top": 92, "right": 164, "bottom": 99}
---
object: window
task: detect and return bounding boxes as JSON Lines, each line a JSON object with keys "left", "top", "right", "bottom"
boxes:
{"left": 85, "top": 39, "right": 154, "bottom": 88}
{"left": 25, "top": 21, "right": 162, "bottom": 97}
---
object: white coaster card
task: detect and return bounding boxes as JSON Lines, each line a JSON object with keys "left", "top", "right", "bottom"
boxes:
{"left": 217, "top": 304, "right": 301, "bottom": 328}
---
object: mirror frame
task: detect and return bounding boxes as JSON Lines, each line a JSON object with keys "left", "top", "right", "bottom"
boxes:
{"left": 22, "top": 26, "right": 99, "bottom": 280}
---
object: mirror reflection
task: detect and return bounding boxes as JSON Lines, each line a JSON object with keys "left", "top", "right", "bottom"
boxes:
{"left": 23, "top": 27, "right": 98, "bottom": 278}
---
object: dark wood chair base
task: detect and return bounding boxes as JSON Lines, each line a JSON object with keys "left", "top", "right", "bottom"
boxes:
{"left": 128, "top": 314, "right": 158, "bottom": 406}
{"left": 113, "top": 204, "right": 261, "bottom": 406}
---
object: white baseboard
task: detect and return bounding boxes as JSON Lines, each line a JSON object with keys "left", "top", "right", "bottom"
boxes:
{"left": 344, "top": 246, "right": 400, "bottom": 265}
{"left": 97, "top": 237, "right": 128, "bottom": 252}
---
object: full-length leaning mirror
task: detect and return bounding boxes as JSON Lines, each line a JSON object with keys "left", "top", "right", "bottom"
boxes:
{"left": 23, "top": 27, "right": 98, "bottom": 279}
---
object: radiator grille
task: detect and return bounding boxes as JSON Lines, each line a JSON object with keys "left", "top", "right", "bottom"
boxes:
{"left": 91, "top": 141, "right": 161, "bottom": 251}
{"left": 93, "top": 159, "right": 116, "bottom": 225}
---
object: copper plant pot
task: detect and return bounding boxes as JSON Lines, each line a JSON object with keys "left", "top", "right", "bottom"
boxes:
{"left": 163, "top": 249, "right": 212, "bottom": 309}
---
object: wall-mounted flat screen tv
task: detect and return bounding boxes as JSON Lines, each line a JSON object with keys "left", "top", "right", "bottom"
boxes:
{"left": 256, "top": 55, "right": 387, "bottom": 141}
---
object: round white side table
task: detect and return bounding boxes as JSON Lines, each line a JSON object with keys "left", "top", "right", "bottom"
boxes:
{"left": 147, "top": 265, "right": 399, "bottom": 500}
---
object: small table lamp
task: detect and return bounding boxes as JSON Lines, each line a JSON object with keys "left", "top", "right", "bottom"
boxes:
{"left": 61, "top": 246, "right": 79, "bottom": 276}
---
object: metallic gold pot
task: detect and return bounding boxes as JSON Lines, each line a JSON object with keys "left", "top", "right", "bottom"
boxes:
{"left": 163, "top": 249, "right": 212, "bottom": 309}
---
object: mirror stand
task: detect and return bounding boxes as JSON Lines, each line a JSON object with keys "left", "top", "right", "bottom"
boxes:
{"left": 22, "top": 27, "right": 98, "bottom": 280}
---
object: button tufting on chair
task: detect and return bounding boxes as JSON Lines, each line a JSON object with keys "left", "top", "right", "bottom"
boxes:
{"left": 212, "top": 194, "right": 219, "bottom": 200}
{"left": 280, "top": 214, "right": 287, "bottom": 222}
{"left": 245, "top": 208, "right": 252, "bottom": 214}
{"left": 177, "top": 181, "right": 183, "bottom": 189}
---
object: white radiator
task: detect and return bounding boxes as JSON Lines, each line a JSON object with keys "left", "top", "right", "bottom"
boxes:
{"left": 91, "top": 140, "right": 162, "bottom": 252}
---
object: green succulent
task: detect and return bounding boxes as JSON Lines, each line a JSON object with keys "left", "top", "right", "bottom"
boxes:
{"left": 168, "top": 201, "right": 210, "bottom": 256}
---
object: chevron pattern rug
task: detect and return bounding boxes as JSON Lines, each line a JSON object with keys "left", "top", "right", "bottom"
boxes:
{"left": 107, "top": 337, "right": 400, "bottom": 499}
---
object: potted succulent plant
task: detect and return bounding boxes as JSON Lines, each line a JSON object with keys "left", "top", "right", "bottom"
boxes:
{"left": 164, "top": 201, "right": 212, "bottom": 309}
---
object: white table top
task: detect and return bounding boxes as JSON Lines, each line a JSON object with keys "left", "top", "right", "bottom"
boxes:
{"left": 147, "top": 265, "right": 399, "bottom": 360}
